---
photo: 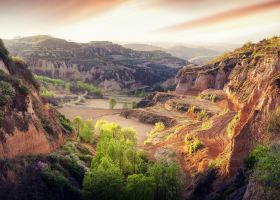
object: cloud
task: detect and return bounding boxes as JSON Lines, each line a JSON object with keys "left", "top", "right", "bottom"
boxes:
{"left": 0, "top": 0, "right": 127, "bottom": 24}
{"left": 158, "top": 0, "right": 280, "bottom": 32}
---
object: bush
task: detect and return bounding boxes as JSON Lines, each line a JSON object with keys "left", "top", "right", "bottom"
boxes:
{"left": 144, "top": 122, "right": 165, "bottom": 145}
{"left": 40, "top": 87, "right": 54, "bottom": 98}
{"left": 201, "top": 120, "right": 212, "bottom": 130}
{"left": 57, "top": 113, "right": 73, "bottom": 134}
{"left": 244, "top": 145, "right": 269, "bottom": 169}
{"left": 253, "top": 145, "right": 280, "bottom": 187}
{"left": 0, "top": 80, "right": 15, "bottom": 106}
{"left": 109, "top": 97, "right": 117, "bottom": 109}
{"left": 188, "top": 105, "right": 196, "bottom": 113}
{"left": 185, "top": 136, "right": 204, "bottom": 154}
{"left": 198, "top": 110, "right": 209, "bottom": 120}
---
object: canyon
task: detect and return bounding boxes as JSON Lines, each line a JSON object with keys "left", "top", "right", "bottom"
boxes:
{"left": 4, "top": 36, "right": 187, "bottom": 91}
{"left": 0, "top": 36, "right": 280, "bottom": 200}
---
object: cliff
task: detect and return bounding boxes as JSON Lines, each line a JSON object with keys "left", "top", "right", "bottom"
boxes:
{"left": 4, "top": 36, "right": 188, "bottom": 91}
{"left": 0, "top": 39, "right": 72, "bottom": 159}
{"left": 176, "top": 37, "right": 280, "bottom": 176}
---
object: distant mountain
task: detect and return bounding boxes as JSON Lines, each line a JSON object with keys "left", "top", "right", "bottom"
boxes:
{"left": 123, "top": 43, "right": 164, "bottom": 52}
{"left": 4, "top": 36, "right": 188, "bottom": 91}
{"left": 166, "top": 46, "right": 219, "bottom": 60}
{"left": 124, "top": 43, "right": 219, "bottom": 65}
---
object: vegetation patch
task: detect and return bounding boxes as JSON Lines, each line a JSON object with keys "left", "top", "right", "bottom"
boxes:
{"left": 83, "top": 120, "right": 185, "bottom": 200}
{"left": 72, "top": 116, "right": 94, "bottom": 143}
{"left": 185, "top": 135, "right": 204, "bottom": 154}
{"left": 201, "top": 120, "right": 213, "bottom": 130}
{"left": 227, "top": 111, "right": 241, "bottom": 137}
{"left": 144, "top": 122, "right": 165, "bottom": 145}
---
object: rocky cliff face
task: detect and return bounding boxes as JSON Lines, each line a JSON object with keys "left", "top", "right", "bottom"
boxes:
{"left": 4, "top": 36, "right": 188, "bottom": 90}
{"left": 174, "top": 37, "right": 280, "bottom": 199}
{"left": 0, "top": 39, "right": 72, "bottom": 159}
{"left": 176, "top": 37, "right": 280, "bottom": 171}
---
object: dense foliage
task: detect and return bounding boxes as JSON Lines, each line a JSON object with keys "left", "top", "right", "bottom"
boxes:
{"left": 83, "top": 120, "right": 185, "bottom": 200}
{"left": 72, "top": 116, "right": 94, "bottom": 143}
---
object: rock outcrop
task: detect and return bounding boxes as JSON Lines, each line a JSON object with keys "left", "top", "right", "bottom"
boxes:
{"left": 0, "top": 39, "right": 72, "bottom": 159}
{"left": 4, "top": 36, "right": 188, "bottom": 91}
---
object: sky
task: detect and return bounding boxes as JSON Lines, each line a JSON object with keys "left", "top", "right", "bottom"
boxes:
{"left": 0, "top": 0, "right": 279, "bottom": 45}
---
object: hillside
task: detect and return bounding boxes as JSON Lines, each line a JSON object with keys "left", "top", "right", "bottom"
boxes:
{"left": 123, "top": 37, "right": 280, "bottom": 199}
{"left": 0, "top": 39, "right": 72, "bottom": 158}
{"left": 4, "top": 36, "right": 188, "bottom": 91}
{"left": 124, "top": 43, "right": 220, "bottom": 65}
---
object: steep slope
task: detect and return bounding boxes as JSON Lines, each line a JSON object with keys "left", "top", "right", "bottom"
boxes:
{"left": 4, "top": 36, "right": 188, "bottom": 91}
{"left": 128, "top": 37, "right": 280, "bottom": 199}
{"left": 0, "top": 39, "right": 72, "bottom": 159}
{"left": 176, "top": 37, "right": 280, "bottom": 175}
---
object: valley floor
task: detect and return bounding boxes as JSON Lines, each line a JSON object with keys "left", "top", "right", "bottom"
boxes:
{"left": 58, "top": 97, "right": 153, "bottom": 143}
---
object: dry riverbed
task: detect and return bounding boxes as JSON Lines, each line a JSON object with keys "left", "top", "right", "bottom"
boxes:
{"left": 58, "top": 97, "right": 153, "bottom": 143}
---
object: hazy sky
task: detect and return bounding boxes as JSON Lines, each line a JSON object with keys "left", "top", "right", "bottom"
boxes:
{"left": 0, "top": 0, "right": 279, "bottom": 44}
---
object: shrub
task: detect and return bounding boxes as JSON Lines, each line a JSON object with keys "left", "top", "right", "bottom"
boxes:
{"left": 57, "top": 113, "right": 73, "bottom": 134}
{"left": 18, "top": 84, "right": 29, "bottom": 96}
{"left": 210, "top": 95, "right": 217, "bottom": 103}
{"left": 267, "top": 107, "right": 280, "bottom": 134}
{"left": 0, "top": 80, "right": 15, "bottom": 106}
{"left": 40, "top": 87, "right": 54, "bottom": 98}
{"left": 144, "top": 122, "right": 165, "bottom": 145}
{"left": 109, "top": 97, "right": 117, "bottom": 109}
{"left": 201, "top": 120, "right": 212, "bottom": 130}
{"left": 188, "top": 105, "right": 196, "bottom": 113}
{"left": 198, "top": 110, "right": 209, "bottom": 120}
{"left": 244, "top": 145, "right": 269, "bottom": 169}
{"left": 185, "top": 136, "right": 204, "bottom": 154}
{"left": 253, "top": 145, "right": 280, "bottom": 187}
{"left": 227, "top": 111, "right": 241, "bottom": 137}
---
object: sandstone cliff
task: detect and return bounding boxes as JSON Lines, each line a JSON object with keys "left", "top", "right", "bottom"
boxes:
{"left": 177, "top": 37, "right": 280, "bottom": 176}
{"left": 0, "top": 39, "right": 72, "bottom": 159}
{"left": 4, "top": 36, "right": 188, "bottom": 91}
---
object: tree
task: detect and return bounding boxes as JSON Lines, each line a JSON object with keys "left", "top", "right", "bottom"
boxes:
{"left": 80, "top": 119, "right": 94, "bottom": 143}
{"left": 109, "top": 97, "right": 117, "bottom": 109}
{"left": 83, "top": 156, "right": 125, "bottom": 200}
{"left": 125, "top": 174, "right": 155, "bottom": 200}
{"left": 148, "top": 161, "right": 185, "bottom": 200}
{"left": 72, "top": 116, "right": 83, "bottom": 138}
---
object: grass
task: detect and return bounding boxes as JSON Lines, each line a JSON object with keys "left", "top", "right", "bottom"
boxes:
{"left": 227, "top": 111, "right": 241, "bottom": 137}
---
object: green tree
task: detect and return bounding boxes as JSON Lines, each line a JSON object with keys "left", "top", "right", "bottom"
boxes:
{"left": 72, "top": 116, "right": 83, "bottom": 138}
{"left": 148, "top": 161, "right": 185, "bottom": 200}
{"left": 83, "top": 156, "right": 125, "bottom": 200}
{"left": 125, "top": 174, "right": 155, "bottom": 200}
{"left": 109, "top": 97, "right": 117, "bottom": 109}
{"left": 80, "top": 119, "right": 94, "bottom": 143}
